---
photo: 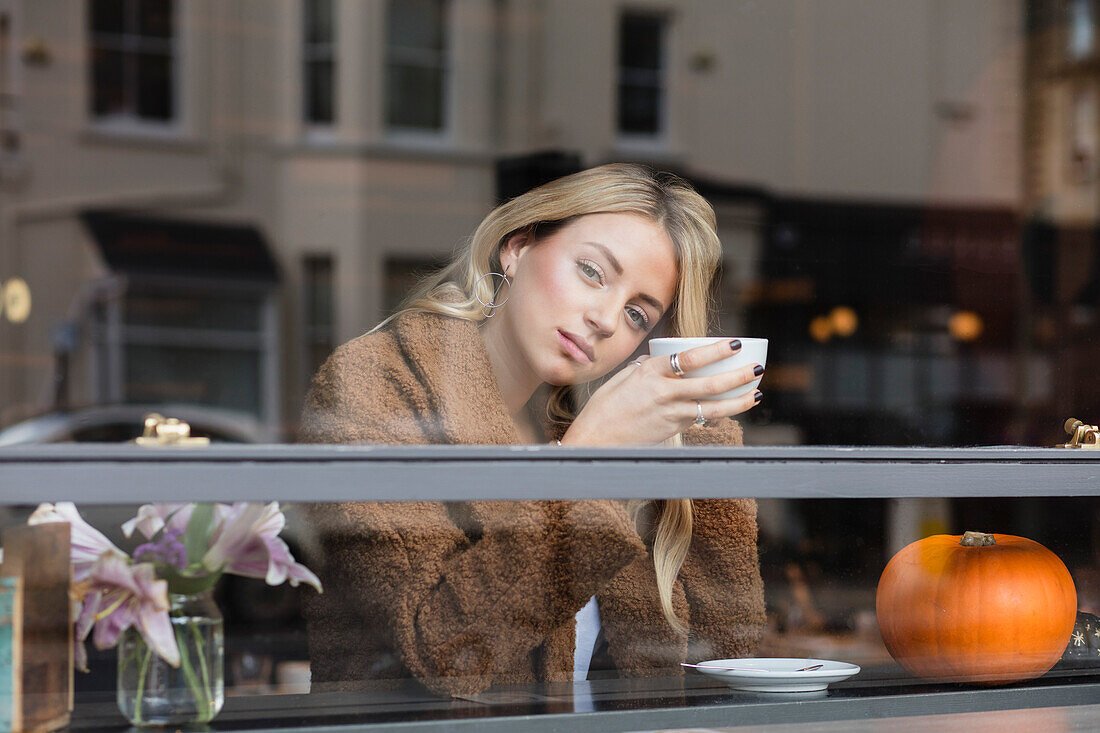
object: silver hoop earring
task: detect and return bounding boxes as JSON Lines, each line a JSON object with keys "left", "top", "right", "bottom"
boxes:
{"left": 475, "top": 266, "right": 511, "bottom": 318}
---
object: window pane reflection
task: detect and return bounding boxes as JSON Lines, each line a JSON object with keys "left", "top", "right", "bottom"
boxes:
{"left": 137, "top": 0, "right": 173, "bottom": 39}
{"left": 135, "top": 52, "right": 173, "bottom": 120}
{"left": 11, "top": 2, "right": 1100, "bottom": 448}
{"left": 386, "top": 0, "right": 446, "bottom": 131}
{"left": 4, "top": 494, "right": 1093, "bottom": 723}
{"left": 386, "top": 64, "right": 445, "bottom": 130}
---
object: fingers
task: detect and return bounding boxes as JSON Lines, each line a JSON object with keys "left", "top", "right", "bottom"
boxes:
{"left": 670, "top": 361, "right": 763, "bottom": 401}
{"left": 663, "top": 339, "right": 743, "bottom": 375}
{"left": 693, "top": 389, "right": 763, "bottom": 423}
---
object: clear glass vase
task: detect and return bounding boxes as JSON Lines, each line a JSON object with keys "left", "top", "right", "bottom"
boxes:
{"left": 116, "top": 590, "right": 225, "bottom": 727}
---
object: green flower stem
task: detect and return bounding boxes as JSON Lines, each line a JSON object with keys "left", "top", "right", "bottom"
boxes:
{"left": 189, "top": 619, "right": 213, "bottom": 707}
{"left": 175, "top": 623, "right": 211, "bottom": 722}
{"left": 132, "top": 641, "right": 153, "bottom": 726}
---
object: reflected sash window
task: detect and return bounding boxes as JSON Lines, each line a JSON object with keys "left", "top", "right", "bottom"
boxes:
{"left": 302, "top": 254, "right": 335, "bottom": 389}
{"left": 618, "top": 12, "right": 666, "bottom": 138}
{"left": 88, "top": 286, "right": 277, "bottom": 423}
{"left": 385, "top": 0, "right": 448, "bottom": 132}
{"left": 0, "top": 0, "right": 18, "bottom": 160}
{"left": 303, "top": 0, "right": 336, "bottom": 126}
{"left": 89, "top": 0, "right": 177, "bottom": 124}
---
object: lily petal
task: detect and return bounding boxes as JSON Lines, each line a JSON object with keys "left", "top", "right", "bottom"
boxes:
{"left": 92, "top": 596, "right": 138, "bottom": 650}
{"left": 202, "top": 502, "right": 322, "bottom": 593}
{"left": 88, "top": 550, "right": 141, "bottom": 596}
{"left": 131, "top": 565, "right": 178, "bottom": 667}
{"left": 82, "top": 554, "right": 180, "bottom": 666}
{"left": 122, "top": 503, "right": 195, "bottom": 539}
{"left": 29, "top": 502, "right": 122, "bottom": 582}
{"left": 73, "top": 592, "right": 101, "bottom": 673}
{"left": 200, "top": 503, "right": 267, "bottom": 572}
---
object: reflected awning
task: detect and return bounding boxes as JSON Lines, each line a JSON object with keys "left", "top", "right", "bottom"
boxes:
{"left": 80, "top": 210, "right": 279, "bottom": 284}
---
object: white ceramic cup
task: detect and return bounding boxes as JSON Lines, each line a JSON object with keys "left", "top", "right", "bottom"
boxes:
{"left": 648, "top": 337, "right": 768, "bottom": 400}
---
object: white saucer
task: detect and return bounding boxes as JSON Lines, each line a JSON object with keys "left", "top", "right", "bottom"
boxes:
{"left": 688, "top": 657, "right": 860, "bottom": 693}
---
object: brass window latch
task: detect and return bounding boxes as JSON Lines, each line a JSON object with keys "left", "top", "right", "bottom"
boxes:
{"left": 134, "top": 413, "right": 210, "bottom": 447}
{"left": 1060, "top": 418, "right": 1100, "bottom": 449}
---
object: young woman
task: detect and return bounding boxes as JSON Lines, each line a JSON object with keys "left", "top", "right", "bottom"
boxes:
{"left": 300, "top": 164, "right": 766, "bottom": 697}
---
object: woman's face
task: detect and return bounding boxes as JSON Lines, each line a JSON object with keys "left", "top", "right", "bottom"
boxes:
{"left": 497, "top": 212, "right": 679, "bottom": 386}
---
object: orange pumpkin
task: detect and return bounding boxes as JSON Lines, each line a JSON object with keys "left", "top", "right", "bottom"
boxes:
{"left": 876, "top": 531, "right": 1077, "bottom": 684}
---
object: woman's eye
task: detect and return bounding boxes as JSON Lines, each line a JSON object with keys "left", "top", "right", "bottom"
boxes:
{"left": 578, "top": 260, "right": 603, "bottom": 283}
{"left": 626, "top": 307, "right": 649, "bottom": 329}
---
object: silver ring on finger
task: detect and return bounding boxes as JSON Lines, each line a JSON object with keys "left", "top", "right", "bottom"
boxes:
{"left": 693, "top": 401, "right": 707, "bottom": 426}
{"left": 670, "top": 353, "right": 686, "bottom": 378}
{"left": 630, "top": 360, "right": 643, "bottom": 367}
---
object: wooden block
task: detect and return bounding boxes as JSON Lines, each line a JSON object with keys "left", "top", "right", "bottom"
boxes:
{"left": 1, "top": 523, "right": 72, "bottom": 733}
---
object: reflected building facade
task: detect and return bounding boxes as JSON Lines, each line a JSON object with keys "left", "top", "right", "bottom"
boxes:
{"left": 0, "top": 0, "right": 1035, "bottom": 443}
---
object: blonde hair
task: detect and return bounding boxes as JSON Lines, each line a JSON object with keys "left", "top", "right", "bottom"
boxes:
{"left": 382, "top": 163, "right": 723, "bottom": 634}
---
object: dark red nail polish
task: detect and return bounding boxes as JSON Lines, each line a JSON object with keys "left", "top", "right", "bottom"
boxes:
{"left": 754, "top": 391, "right": 763, "bottom": 403}
{"left": 753, "top": 364, "right": 764, "bottom": 376}
{"left": 729, "top": 339, "right": 742, "bottom": 351}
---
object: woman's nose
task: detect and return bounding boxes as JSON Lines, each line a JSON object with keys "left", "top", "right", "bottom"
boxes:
{"left": 585, "top": 304, "right": 617, "bottom": 338}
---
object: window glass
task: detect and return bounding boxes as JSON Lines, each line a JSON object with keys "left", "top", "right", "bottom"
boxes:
{"left": 16, "top": 1, "right": 1100, "bottom": 728}
{"left": 385, "top": 63, "right": 445, "bottom": 130}
{"left": 302, "top": 254, "right": 336, "bottom": 388}
{"left": 618, "top": 13, "right": 665, "bottom": 136}
{"left": 4, "top": 495, "right": 1095, "bottom": 726}
{"left": 123, "top": 292, "right": 261, "bottom": 331}
{"left": 0, "top": 1, "right": 1097, "bottom": 450}
{"left": 134, "top": 51, "right": 173, "bottom": 120}
{"left": 137, "top": 0, "right": 173, "bottom": 39}
{"left": 303, "top": 0, "right": 335, "bottom": 125}
{"left": 304, "top": 57, "right": 335, "bottom": 125}
{"left": 389, "top": 0, "right": 446, "bottom": 53}
{"left": 304, "top": 0, "right": 333, "bottom": 46}
{"left": 124, "top": 344, "right": 262, "bottom": 413}
{"left": 385, "top": 0, "right": 447, "bottom": 131}
{"left": 89, "top": 0, "right": 175, "bottom": 124}
{"left": 0, "top": 3, "right": 19, "bottom": 157}
{"left": 90, "top": 47, "right": 126, "bottom": 117}
{"left": 90, "top": 0, "right": 125, "bottom": 35}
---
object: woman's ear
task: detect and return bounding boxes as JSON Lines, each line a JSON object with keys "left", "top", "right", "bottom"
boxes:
{"left": 499, "top": 228, "right": 533, "bottom": 274}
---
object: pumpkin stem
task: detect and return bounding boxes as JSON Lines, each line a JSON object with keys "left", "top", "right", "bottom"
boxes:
{"left": 960, "top": 531, "right": 996, "bottom": 547}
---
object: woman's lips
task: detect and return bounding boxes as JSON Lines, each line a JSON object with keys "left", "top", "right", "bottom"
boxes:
{"left": 557, "top": 330, "right": 594, "bottom": 363}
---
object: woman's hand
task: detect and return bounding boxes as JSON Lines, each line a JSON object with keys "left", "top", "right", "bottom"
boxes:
{"left": 561, "top": 339, "right": 762, "bottom": 446}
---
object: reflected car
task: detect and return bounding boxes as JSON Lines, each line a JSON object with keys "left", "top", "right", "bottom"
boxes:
{"left": 0, "top": 403, "right": 272, "bottom": 445}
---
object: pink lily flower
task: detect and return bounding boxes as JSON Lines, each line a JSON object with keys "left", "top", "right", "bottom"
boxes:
{"left": 75, "top": 551, "right": 179, "bottom": 668}
{"left": 121, "top": 502, "right": 196, "bottom": 540}
{"left": 29, "top": 502, "right": 123, "bottom": 582}
{"left": 201, "top": 502, "right": 322, "bottom": 593}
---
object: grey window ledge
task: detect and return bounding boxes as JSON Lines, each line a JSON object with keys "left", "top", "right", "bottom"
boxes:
{"left": 1, "top": 444, "right": 1098, "bottom": 504}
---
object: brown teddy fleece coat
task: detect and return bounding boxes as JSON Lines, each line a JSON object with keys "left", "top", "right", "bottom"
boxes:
{"left": 299, "top": 309, "right": 766, "bottom": 697}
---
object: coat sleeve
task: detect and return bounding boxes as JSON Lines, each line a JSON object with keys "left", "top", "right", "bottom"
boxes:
{"left": 309, "top": 498, "right": 646, "bottom": 697}
{"left": 680, "top": 417, "right": 767, "bottom": 661}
